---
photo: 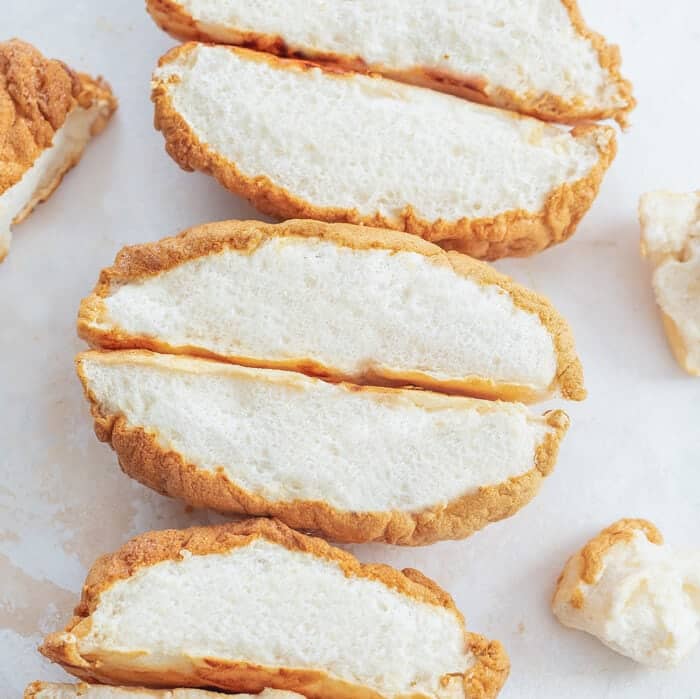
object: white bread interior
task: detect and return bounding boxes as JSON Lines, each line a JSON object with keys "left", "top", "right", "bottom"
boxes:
{"left": 552, "top": 519, "right": 700, "bottom": 668}
{"left": 78, "top": 349, "right": 561, "bottom": 513}
{"left": 0, "top": 102, "right": 109, "bottom": 262}
{"left": 26, "top": 683, "right": 300, "bottom": 698}
{"left": 639, "top": 191, "right": 700, "bottom": 375}
{"left": 152, "top": 44, "right": 614, "bottom": 258}
{"left": 41, "top": 521, "right": 507, "bottom": 697}
{"left": 149, "top": 0, "right": 632, "bottom": 123}
{"left": 82, "top": 227, "right": 574, "bottom": 402}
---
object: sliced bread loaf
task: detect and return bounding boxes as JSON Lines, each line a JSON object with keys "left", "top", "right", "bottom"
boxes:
{"left": 25, "top": 683, "right": 301, "bottom": 698}
{"left": 77, "top": 219, "right": 585, "bottom": 403}
{"left": 146, "top": 0, "right": 633, "bottom": 125}
{"left": 76, "top": 350, "right": 568, "bottom": 545}
{"left": 151, "top": 43, "right": 616, "bottom": 260}
{"left": 40, "top": 519, "right": 509, "bottom": 697}
{"left": 0, "top": 40, "right": 116, "bottom": 263}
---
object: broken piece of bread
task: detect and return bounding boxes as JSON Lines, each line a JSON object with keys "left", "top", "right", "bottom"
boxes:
{"left": 0, "top": 39, "right": 116, "bottom": 263}
{"left": 639, "top": 191, "right": 700, "bottom": 375}
{"left": 76, "top": 350, "right": 569, "bottom": 545}
{"left": 552, "top": 518, "right": 700, "bottom": 668}
{"left": 40, "top": 518, "right": 510, "bottom": 697}
{"left": 25, "top": 683, "right": 301, "bottom": 698}
{"left": 146, "top": 0, "right": 634, "bottom": 125}
{"left": 151, "top": 43, "right": 616, "bottom": 260}
{"left": 78, "top": 219, "right": 585, "bottom": 403}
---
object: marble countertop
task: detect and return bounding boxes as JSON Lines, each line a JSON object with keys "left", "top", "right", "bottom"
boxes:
{"left": 1, "top": 2, "right": 698, "bottom": 696}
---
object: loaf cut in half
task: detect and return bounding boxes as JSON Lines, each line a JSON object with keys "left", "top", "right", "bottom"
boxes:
{"left": 146, "top": 0, "right": 634, "bottom": 125}
{"left": 639, "top": 191, "right": 700, "bottom": 375}
{"left": 151, "top": 43, "right": 616, "bottom": 260}
{"left": 78, "top": 219, "right": 585, "bottom": 403}
{"left": 0, "top": 39, "right": 116, "bottom": 263}
{"left": 76, "top": 349, "right": 568, "bottom": 545}
{"left": 40, "top": 519, "right": 510, "bottom": 697}
{"left": 25, "top": 683, "right": 301, "bottom": 698}
{"left": 552, "top": 519, "right": 700, "bottom": 668}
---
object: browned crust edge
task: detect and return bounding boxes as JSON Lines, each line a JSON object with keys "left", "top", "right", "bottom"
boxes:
{"left": 75, "top": 349, "right": 570, "bottom": 546}
{"left": 150, "top": 43, "right": 617, "bottom": 262}
{"left": 40, "top": 518, "right": 510, "bottom": 698}
{"left": 145, "top": 0, "right": 634, "bottom": 126}
{"left": 553, "top": 518, "right": 663, "bottom": 610}
{"left": 76, "top": 218, "right": 586, "bottom": 402}
{"left": 24, "top": 682, "right": 293, "bottom": 697}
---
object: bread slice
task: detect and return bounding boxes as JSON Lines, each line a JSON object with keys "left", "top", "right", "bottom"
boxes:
{"left": 146, "top": 0, "right": 634, "bottom": 126}
{"left": 77, "top": 219, "right": 585, "bottom": 403}
{"left": 151, "top": 43, "right": 616, "bottom": 261}
{"left": 40, "top": 519, "right": 509, "bottom": 697}
{"left": 552, "top": 519, "right": 700, "bottom": 668}
{"left": 0, "top": 40, "right": 117, "bottom": 263}
{"left": 76, "top": 349, "right": 568, "bottom": 545}
{"left": 25, "top": 683, "right": 301, "bottom": 698}
{"left": 639, "top": 191, "right": 700, "bottom": 375}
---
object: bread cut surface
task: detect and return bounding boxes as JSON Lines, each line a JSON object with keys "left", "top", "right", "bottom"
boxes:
{"left": 76, "top": 350, "right": 568, "bottom": 545}
{"left": 41, "top": 519, "right": 509, "bottom": 697}
{"left": 552, "top": 519, "right": 700, "bottom": 668}
{"left": 78, "top": 219, "right": 585, "bottom": 403}
{"left": 0, "top": 39, "right": 117, "bottom": 263}
{"left": 152, "top": 43, "right": 616, "bottom": 260}
{"left": 639, "top": 191, "right": 700, "bottom": 375}
{"left": 25, "top": 683, "right": 300, "bottom": 698}
{"left": 146, "top": 0, "right": 634, "bottom": 125}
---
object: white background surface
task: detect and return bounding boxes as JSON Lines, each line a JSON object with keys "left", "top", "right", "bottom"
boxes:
{"left": 1, "top": 2, "right": 698, "bottom": 697}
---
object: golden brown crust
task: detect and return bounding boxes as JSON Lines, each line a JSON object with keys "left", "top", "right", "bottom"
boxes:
{"left": 151, "top": 43, "right": 617, "bottom": 262}
{"left": 145, "top": 0, "right": 633, "bottom": 126}
{"left": 40, "top": 518, "right": 509, "bottom": 698}
{"left": 553, "top": 518, "right": 663, "bottom": 610}
{"left": 75, "top": 350, "right": 569, "bottom": 545}
{"left": 0, "top": 39, "right": 117, "bottom": 200}
{"left": 77, "top": 218, "right": 586, "bottom": 402}
{"left": 24, "top": 683, "right": 248, "bottom": 697}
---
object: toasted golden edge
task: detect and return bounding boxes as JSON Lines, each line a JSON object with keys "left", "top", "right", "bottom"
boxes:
{"left": 145, "top": 0, "right": 634, "bottom": 126}
{"left": 659, "top": 312, "right": 699, "bottom": 376}
{"left": 40, "top": 518, "right": 509, "bottom": 698}
{"left": 0, "top": 39, "right": 117, "bottom": 216}
{"left": 75, "top": 350, "right": 569, "bottom": 545}
{"left": 24, "top": 682, "right": 253, "bottom": 697}
{"left": 77, "top": 218, "right": 586, "bottom": 402}
{"left": 552, "top": 518, "right": 663, "bottom": 611}
{"left": 150, "top": 43, "right": 617, "bottom": 262}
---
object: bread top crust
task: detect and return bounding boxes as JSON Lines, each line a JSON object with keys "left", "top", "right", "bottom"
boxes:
{"left": 0, "top": 39, "right": 116, "bottom": 197}
{"left": 145, "top": 0, "right": 633, "bottom": 126}
{"left": 70, "top": 518, "right": 460, "bottom": 620}
{"left": 78, "top": 218, "right": 585, "bottom": 401}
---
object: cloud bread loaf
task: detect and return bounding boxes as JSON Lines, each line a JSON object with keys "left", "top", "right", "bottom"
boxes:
{"left": 40, "top": 518, "right": 510, "bottom": 697}
{"left": 76, "top": 350, "right": 569, "bottom": 545}
{"left": 145, "top": 0, "right": 634, "bottom": 126}
{"left": 151, "top": 43, "right": 616, "bottom": 260}
{"left": 552, "top": 519, "right": 700, "bottom": 668}
{"left": 639, "top": 191, "right": 700, "bottom": 375}
{"left": 0, "top": 39, "right": 116, "bottom": 263}
{"left": 77, "top": 219, "right": 585, "bottom": 403}
{"left": 25, "top": 683, "right": 302, "bottom": 698}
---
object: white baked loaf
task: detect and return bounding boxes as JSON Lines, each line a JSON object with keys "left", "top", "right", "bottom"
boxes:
{"left": 78, "top": 219, "right": 585, "bottom": 404}
{"left": 639, "top": 191, "right": 700, "bottom": 375}
{"left": 25, "top": 683, "right": 301, "bottom": 698}
{"left": 552, "top": 519, "right": 700, "bottom": 668}
{"left": 151, "top": 44, "right": 616, "bottom": 260}
{"left": 0, "top": 40, "right": 116, "bottom": 263}
{"left": 76, "top": 349, "right": 568, "bottom": 545}
{"left": 40, "top": 519, "right": 510, "bottom": 697}
{"left": 145, "top": 0, "right": 634, "bottom": 125}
